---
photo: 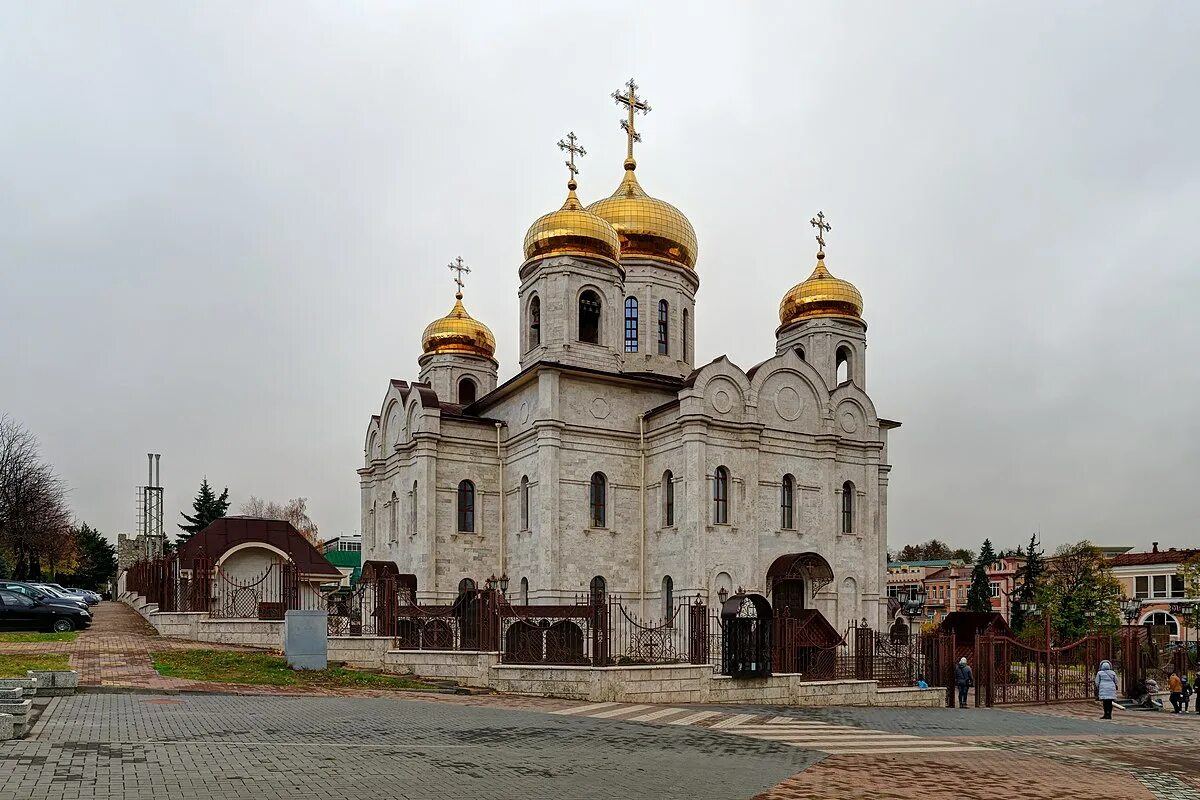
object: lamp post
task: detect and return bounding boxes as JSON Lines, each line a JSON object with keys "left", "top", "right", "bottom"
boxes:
{"left": 898, "top": 588, "right": 927, "bottom": 635}
{"left": 1121, "top": 598, "right": 1142, "bottom": 626}
{"left": 717, "top": 586, "right": 729, "bottom": 606}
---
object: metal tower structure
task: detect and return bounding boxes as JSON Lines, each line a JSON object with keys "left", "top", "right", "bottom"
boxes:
{"left": 135, "top": 453, "right": 165, "bottom": 555}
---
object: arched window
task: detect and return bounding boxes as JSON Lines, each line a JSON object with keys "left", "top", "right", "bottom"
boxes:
{"left": 1142, "top": 611, "right": 1179, "bottom": 636}
{"left": 589, "top": 472, "right": 607, "bottom": 528}
{"left": 624, "top": 297, "right": 639, "bottom": 352}
{"left": 657, "top": 299, "right": 669, "bottom": 354}
{"left": 390, "top": 491, "right": 399, "bottom": 541}
{"left": 589, "top": 575, "right": 607, "bottom": 605}
{"left": 579, "top": 290, "right": 601, "bottom": 344}
{"left": 780, "top": 474, "right": 795, "bottom": 530}
{"left": 662, "top": 575, "right": 674, "bottom": 619}
{"left": 457, "top": 377, "right": 477, "bottom": 405}
{"left": 529, "top": 295, "right": 541, "bottom": 348}
{"left": 841, "top": 480, "right": 855, "bottom": 533}
{"left": 458, "top": 577, "right": 476, "bottom": 595}
{"left": 836, "top": 345, "right": 852, "bottom": 385}
{"left": 795, "top": 345, "right": 805, "bottom": 361}
{"left": 457, "top": 479, "right": 475, "bottom": 532}
{"left": 520, "top": 475, "right": 530, "bottom": 530}
{"left": 410, "top": 480, "right": 417, "bottom": 534}
{"left": 520, "top": 577, "right": 529, "bottom": 605}
{"left": 662, "top": 470, "right": 675, "bottom": 527}
{"left": 713, "top": 466, "right": 729, "bottom": 524}
{"left": 682, "top": 308, "right": 689, "bottom": 361}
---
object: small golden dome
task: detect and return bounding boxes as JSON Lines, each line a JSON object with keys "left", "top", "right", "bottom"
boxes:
{"left": 587, "top": 161, "right": 698, "bottom": 269}
{"left": 523, "top": 180, "right": 621, "bottom": 263}
{"left": 779, "top": 259, "right": 864, "bottom": 325}
{"left": 421, "top": 293, "right": 496, "bottom": 358}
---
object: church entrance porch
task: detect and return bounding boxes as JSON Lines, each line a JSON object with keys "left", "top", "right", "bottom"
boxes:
{"left": 765, "top": 552, "right": 835, "bottom": 618}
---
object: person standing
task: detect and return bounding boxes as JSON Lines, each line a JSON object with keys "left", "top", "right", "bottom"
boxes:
{"left": 1095, "top": 659, "right": 1119, "bottom": 719}
{"left": 955, "top": 656, "right": 973, "bottom": 708}
{"left": 1183, "top": 672, "right": 1193, "bottom": 713}
{"left": 1168, "top": 670, "right": 1183, "bottom": 713}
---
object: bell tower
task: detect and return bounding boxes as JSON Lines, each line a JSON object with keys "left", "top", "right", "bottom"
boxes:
{"left": 418, "top": 257, "right": 498, "bottom": 404}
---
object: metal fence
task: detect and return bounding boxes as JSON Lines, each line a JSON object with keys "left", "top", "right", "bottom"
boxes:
{"left": 974, "top": 631, "right": 1115, "bottom": 706}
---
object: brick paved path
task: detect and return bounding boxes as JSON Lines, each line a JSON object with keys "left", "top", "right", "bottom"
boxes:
{"left": 0, "top": 601, "right": 256, "bottom": 687}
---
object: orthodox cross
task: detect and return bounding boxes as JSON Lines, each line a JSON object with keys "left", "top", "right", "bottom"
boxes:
{"left": 557, "top": 131, "right": 586, "bottom": 184}
{"left": 810, "top": 212, "right": 831, "bottom": 258}
{"left": 448, "top": 256, "right": 470, "bottom": 296}
{"left": 613, "top": 78, "right": 651, "bottom": 162}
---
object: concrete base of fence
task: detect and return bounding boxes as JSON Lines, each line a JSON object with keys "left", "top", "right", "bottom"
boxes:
{"left": 383, "top": 650, "right": 500, "bottom": 688}
{"left": 283, "top": 610, "right": 328, "bottom": 670}
{"left": 27, "top": 670, "right": 79, "bottom": 697}
{"left": 121, "top": 593, "right": 283, "bottom": 648}
{"left": 328, "top": 636, "right": 393, "bottom": 668}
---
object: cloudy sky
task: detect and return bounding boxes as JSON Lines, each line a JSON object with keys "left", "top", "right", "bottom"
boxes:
{"left": 3, "top": 3, "right": 1197, "bottom": 554}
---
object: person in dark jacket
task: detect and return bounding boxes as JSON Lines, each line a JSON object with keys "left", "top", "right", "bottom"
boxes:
{"left": 955, "top": 657, "right": 973, "bottom": 708}
{"left": 1095, "top": 659, "right": 1119, "bottom": 719}
{"left": 1182, "top": 673, "right": 1193, "bottom": 712}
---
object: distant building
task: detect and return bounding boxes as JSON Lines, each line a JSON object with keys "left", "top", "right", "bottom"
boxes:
{"left": 1109, "top": 542, "right": 1199, "bottom": 640}
{"left": 888, "top": 555, "right": 1022, "bottom": 624}
{"left": 116, "top": 532, "right": 164, "bottom": 570}
{"left": 322, "top": 534, "right": 363, "bottom": 587}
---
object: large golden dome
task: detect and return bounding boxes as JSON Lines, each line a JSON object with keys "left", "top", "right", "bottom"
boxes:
{"left": 523, "top": 180, "right": 621, "bottom": 263}
{"left": 587, "top": 161, "right": 698, "bottom": 269}
{"left": 779, "top": 258, "right": 864, "bottom": 326}
{"left": 421, "top": 293, "right": 496, "bottom": 358}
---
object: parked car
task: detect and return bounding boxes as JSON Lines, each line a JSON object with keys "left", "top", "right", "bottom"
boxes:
{"left": 0, "top": 588, "right": 92, "bottom": 632}
{"left": 0, "top": 581, "right": 90, "bottom": 611}
{"left": 64, "top": 588, "right": 101, "bottom": 605}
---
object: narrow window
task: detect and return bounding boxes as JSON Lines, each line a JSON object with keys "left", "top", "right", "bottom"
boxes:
{"left": 590, "top": 575, "right": 607, "bottom": 605}
{"left": 780, "top": 474, "right": 795, "bottom": 529}
{"left": 657, "top": 299, "right": 669, "bottom": 355}
{"left": 836, "top": 346, "right": 852, "bottom": 384}
{"left": 410, "top": 480, "right": 417, "bottom": 534}
{"left": 624, "top": 297, "right": 639, "bottom": 352}
{"left": 713, "top": 466, "right": 729, "bottom": 524}
{"left": 520, "top": 475, "right": 530, "bottom": 530}
{"left": 579, "top": 290, "right": 601, "bottom": 344}
{"left": 529, "top": 296, "right": 541, "bottom": 348}
{"left": 589, "top": 472, "right": 607, "bottom": 528}
{"left": 841, "top": 480, "right": 855, "bottom": 533}
{"left": 458, "top": 577, "right": 476, "bottom": 595}
{"left": 1135, "top": 576, "right": 1148, "bottom": 599}
{"left": 457, "top": 480, "right": 475, "bottom": 532}
{"left": 682, "top": 308, "right": 689, "bottom": 360}
{"left": 663, "top": 470, "right": 674, "bottom": 527}
{"left": 662, "top": 575, "right": 674, "bottom": 619}
{"left": 1171, "top": 574, "right": 1185, "bottom": 597}
{"left": 520, "top": 577, "right": 529, "bottom": 605}
{"left": 390, "top": 491, "right": 398, "bottom": 541}
{"left": 457, "top": 377, "right": 477, "bottom": 405}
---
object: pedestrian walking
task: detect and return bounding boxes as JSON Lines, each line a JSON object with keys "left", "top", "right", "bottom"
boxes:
{"left": 1168, "top": 670, "right": 1183, "bottom": 714}
{"left": 955, "top": 656, "right": 973, "bottom": 708}
{"left": 1095, "top": 659, "right": 1119, "bottom": 719}
{"left": 1183, "top": 673, "right": 1193, "bottom": 713}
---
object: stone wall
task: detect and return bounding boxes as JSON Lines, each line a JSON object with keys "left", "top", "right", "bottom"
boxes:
{"left": 121, "top": 592, "right": 283, "bottom": 649}
{"left": 382, "top": 650, "right": 500, "bottom": 688}
{"left": 328, "top": 636, "right": 394, "bottom": 667}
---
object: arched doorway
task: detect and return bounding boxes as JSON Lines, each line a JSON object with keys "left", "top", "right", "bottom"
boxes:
{"left": 766, "top": 552, "right": 834, "bottom": 617}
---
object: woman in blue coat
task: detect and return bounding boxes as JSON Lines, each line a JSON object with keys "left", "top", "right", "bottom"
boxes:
{"left": 1095, "top": 659, "right": 1119, "bottom": 719}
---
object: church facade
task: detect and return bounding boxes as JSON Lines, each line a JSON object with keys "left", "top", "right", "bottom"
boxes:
{"left": 359, "top": 83, "right": 897, "bottom": 631}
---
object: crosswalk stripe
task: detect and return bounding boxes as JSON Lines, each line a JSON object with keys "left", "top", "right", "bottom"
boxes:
{"left": 726, "top": 723, "right": 845, "bottom": 731}
{"left": 666, "top": 710, "right": 720, "bottom": 726}
{"left": 710, "top": 713, "right": 758, "bottom": 729}
{"left": 818, "top": 745, "right": 978, "bottom": 755}
{"left": 588, "top": 704, "right": 652, "bottom": 719}
{"left": 625, "top": 707, "right": 691, "bottom": 723}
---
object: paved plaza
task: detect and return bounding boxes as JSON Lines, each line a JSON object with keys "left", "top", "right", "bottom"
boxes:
{"left": 2, "top": 691, "right": 1199, "bottom": 800}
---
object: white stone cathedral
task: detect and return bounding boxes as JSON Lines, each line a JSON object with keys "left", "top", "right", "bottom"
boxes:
{"left": 360, "top": 82, "right": 897, "bottom": 631}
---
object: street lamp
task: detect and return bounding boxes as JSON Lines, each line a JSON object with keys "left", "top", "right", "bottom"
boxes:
{"left": 717, "top": 586, "right": 730, "bottom": 606}
{"left": 1121, "top": 598, "right": 1141, "bottom": 625}
{"left": 498, "top": 573, "right": 510, "bottom": 594}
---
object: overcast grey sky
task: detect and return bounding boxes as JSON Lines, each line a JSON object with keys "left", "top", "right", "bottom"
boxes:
{"left": 3, "top": 3, "right": 1197, "bottom": 554}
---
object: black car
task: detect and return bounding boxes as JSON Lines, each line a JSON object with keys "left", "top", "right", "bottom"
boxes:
{"left": 0, "top": 580, "right": 89, "bottom": 611}
{"left": 0, "top": 588, "right": 92, "bottom": 632}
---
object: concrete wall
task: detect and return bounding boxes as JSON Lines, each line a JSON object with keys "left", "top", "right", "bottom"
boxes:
{"left": 122, "top": 592, "right": 282, "bottom": 649}
{"left": 382, "top": 650, "right": 500, "bottom": 688}
{"left": 328, "top": 636, "right": 394, "bottom": 667}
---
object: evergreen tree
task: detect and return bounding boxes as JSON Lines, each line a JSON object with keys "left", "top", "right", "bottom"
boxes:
{"left": 1010, "top": 532, "right": 1044, "bottom": 633}
{"left": 177, "top": 478, "right": 230, "bottom": 542}
{"left": 966, "top": 538, "right": 997, "bottom": 612}
{"left": 63, "top": 523, "right": 118, "bottom": 590}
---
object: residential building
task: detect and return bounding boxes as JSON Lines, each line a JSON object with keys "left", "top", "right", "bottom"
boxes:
{"left": 1109, "top": 543, "right": 1199, "bottom": 640}
{"left": 322, "top": 534, "right": 363, "bottom": 587}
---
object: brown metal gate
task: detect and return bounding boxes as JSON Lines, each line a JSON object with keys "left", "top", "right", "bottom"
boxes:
{"left": 975, "top": 632, "right": 1113, "bottom": 706}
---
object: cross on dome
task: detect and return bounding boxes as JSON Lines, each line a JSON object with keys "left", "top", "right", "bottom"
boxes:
{"left": 810, "top": 211, "right": 831, "bottom": 259}
{"left": 613, "top": 78, "right": 651, "bottom": 166}
{"left": 557, "top": 131, "right": 586, "bottom": 188}
{"left": 447, "top": 256, "right": 470, "bottom": 298}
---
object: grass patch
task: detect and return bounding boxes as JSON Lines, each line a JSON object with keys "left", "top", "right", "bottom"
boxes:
{"left": 0, "top": 653, "right": 71, "bottom": 677}
{"left": 0, "top": 631, "right": 79, "bottom": 643}
{"left": 150, "top": 650, "right": 440, "bottom": 691}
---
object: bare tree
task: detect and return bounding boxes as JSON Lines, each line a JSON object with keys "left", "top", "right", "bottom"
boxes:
{"left": 239, "top": 495, "right": 319, "bottom": 545}
{"left": 0, "top": 416, "right": 73, "bottom": 579}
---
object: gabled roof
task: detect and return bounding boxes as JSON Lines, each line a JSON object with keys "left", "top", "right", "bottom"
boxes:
{"left": 178, "top": 517, "right": 341, "bottom": 578}
{"left": 1109, "top": 548, "right": 1200, "bottom": 567}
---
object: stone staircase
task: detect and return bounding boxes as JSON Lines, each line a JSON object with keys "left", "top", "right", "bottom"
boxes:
{"left": 0, "top": 670, "right": 79, "bottom": 740}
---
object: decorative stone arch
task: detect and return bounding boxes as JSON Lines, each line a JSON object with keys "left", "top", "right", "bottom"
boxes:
{"left": 382, "top": 399, "right": 403, "bottom": 446}
{"left": 766, "top": 552, "right": 835, "bottom": 616}
{"left": 575, "top": 284, "right": 607, "bottom": 345}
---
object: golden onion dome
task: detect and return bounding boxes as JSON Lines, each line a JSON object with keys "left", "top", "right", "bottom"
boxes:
{"left": 421, "top": 293, "right": 496, "bottom": 359}
{"left": 587, "top": 160, "right": 698, "bottom": 269}
{"left": 778, "top": 258, "right": 864, "bottom": 326}
{"left": 523, "top": 179, "right": 621, "bottom": 263}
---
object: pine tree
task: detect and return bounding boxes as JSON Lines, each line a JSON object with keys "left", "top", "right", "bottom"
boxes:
{"left": 1010, "top": 533, "right": 1044, "bottom": 633}
{"left": 177, "top": 478, "right": 230, "bottom": 542}
{"left": 966, "top": 538, "right": 997, "bottom": 612}
{"left": 65, "top": 523, "right": 118, "bottom": 589}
